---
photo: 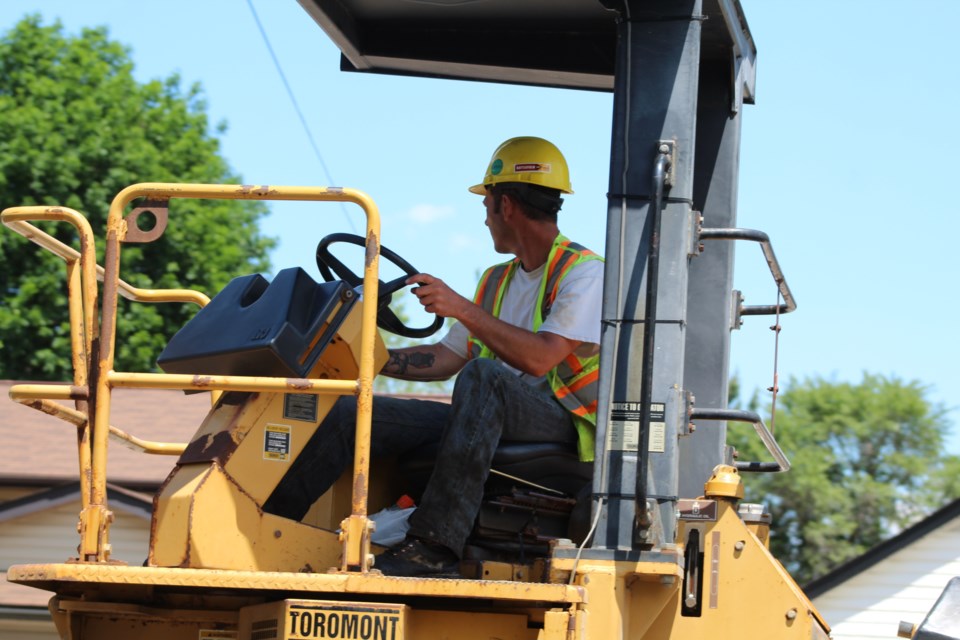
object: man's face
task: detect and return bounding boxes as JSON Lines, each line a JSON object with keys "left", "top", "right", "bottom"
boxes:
{"left": 483, "top": 188, "right": 510, "bottom": 254}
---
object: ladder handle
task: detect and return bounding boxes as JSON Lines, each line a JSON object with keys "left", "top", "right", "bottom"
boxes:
{"left": 699, "top": 227, "right": 797, "bottom": 316}
{"left": 690, "top": 407, "right": 791, "bottom": 473}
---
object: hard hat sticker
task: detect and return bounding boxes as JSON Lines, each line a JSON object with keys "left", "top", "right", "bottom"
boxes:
{"left": 514, "top": 163, "right": 552, "bottom": 173}
{"left": 491, "top": 158, "right": 504, "bottom": 175}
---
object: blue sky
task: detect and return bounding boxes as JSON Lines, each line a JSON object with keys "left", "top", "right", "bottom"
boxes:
{"left": 2, "top": 1, "right": 958, "bottom": 452}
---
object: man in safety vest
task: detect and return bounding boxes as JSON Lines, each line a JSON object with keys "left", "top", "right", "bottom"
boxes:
{"left": 271, "top": 137, "right": 603, "bottom": 577}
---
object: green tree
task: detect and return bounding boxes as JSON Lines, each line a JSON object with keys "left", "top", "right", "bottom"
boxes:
{"left": 0, "top": 16, "right": 275, "bottom": 379}
{"left": 728, "top": 374, "right": 959, "bottom": 585}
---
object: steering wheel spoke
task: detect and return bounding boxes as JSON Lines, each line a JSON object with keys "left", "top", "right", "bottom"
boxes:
{"left": 316, "top": 233, "right": 444, "bottom": 339}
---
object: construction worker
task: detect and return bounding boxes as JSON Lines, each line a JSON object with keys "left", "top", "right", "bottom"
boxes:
{"left": 268, "top": 137, "right": 603, "bottom": 577}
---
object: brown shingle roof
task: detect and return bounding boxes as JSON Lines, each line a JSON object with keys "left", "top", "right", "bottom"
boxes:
{"left": 1, "top": 382, "right": 451, "bottom": 491}
{"left": 1, "top": 381, "right": 210, "bottom": 490}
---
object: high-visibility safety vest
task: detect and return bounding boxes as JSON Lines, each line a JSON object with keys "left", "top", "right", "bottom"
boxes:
{"left": 467, "top": 234, "right": 603, "bottom": 462}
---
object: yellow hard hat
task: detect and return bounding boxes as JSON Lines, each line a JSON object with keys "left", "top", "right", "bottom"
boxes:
{"left": 469, "top": 137, "right": 574, "bottom": 195}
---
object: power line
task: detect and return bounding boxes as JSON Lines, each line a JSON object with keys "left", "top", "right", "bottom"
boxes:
{"left": 245, "top": 0, "right": 357, "bottom": 233}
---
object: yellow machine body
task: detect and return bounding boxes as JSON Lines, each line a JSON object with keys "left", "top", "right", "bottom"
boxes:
{"left": 149, "top": 301, "right": 388, "bottom": 573}
{"left": 2, "top": 185, "right": 830, "bottom": 640}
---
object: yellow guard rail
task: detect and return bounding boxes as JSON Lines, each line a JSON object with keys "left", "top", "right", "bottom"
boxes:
{"left": 2, "top": 184, "right": 384, "bottom": 572}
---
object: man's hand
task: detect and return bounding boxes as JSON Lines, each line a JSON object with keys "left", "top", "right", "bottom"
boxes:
{"left": 407, "top": 274, "right": 472, "bottom": 319}
{"left": 408, "top": 274, "right": 579, "bottom": 377}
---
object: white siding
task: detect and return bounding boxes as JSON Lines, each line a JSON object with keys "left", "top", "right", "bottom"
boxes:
{"left": 813, "top": 518, "right": 960, "bottom": 640}
{"left": 0, "top": 497, "right": 152, "bottom": 640}
{"left": 0, "top": 617, "right": 58, "bottom": 640}
{"left": 0, "top": 499, "right": 150, "bottom": 569}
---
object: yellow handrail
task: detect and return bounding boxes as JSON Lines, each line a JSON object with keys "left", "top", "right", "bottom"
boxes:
{"left": 8, "top": 395, "right": 186, "bottom": 455}
{"left": 1, "top": 207, "right": 213, "bottom": 521}
{"left": 98, "top": 184, "right": 382, "bottom": 571}
{"left": 4, "top": 184, "right": 384, "bottom": 571}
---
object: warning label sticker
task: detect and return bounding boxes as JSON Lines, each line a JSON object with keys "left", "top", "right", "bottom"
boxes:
{"left": 609, "top": 402, "right": 641, "bottom": 451}
{"left": 284, "top": 393, "right": 319, "bottom": 423}
{"left": 677, "top": 499, "right": 718, "bottom": 521}
{"left": 648, "top": 402, "right": 666, "bottom": 453}
{"left": 608, "top": 402, "right": 666, "bottom": 452}
{"left": 264, "top": 424, "right": 292, "bottom": 461}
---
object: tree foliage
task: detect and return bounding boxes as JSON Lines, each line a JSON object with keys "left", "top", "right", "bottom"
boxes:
{"left": 728, "top": 373, "right": 959, "bottom": 584}
{"left": 0, "top": 16, "right": 275, "bottom": 379}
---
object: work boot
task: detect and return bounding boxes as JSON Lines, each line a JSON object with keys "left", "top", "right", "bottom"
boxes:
{"left": 375, "top": 537, "right": 460, "bottom": 578}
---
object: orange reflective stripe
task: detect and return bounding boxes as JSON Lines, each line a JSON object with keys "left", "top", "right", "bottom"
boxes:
{"left": 491, "top": 265, "right": 513, "bottom": 310}
{"left": 469, "top": 262, "right": 516, "bottom": 361}
{"left": 568, "top": 369, "right": 599, "bottom": 394}
{"left": 564, "top": 353, "right": 584, "bottom": 376}
{"left": 543, "top": 246, "right": 575, "bottom": 307}
{"left": 473, "top": 269, "right": 494, "bottom": 305}
{"left": 546, "top": 239, "right": 571, "bottom": 277}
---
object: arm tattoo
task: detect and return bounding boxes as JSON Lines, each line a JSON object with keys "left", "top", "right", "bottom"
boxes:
{"left": 387, "top": 350, "right": 436, "bottom": 375}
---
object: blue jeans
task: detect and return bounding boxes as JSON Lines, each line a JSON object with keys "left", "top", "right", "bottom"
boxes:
{"left": 265, "top": 359, "right": 577, "bottom": 555}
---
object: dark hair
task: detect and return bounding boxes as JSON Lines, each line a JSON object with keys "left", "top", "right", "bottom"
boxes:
{"left": 490, "top": 183, "right": 563, "bottom": 222}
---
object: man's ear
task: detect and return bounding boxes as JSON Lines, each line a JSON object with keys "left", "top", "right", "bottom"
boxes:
{"left": 500, "top": 193, "right": 519, "bottom": 221}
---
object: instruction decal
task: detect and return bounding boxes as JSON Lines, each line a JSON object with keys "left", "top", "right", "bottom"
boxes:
{"left": 608, "top": 402, "right": 666, "bottom": 453}
{"left": 609, "top": 401, "right": 641, "bottom": 451}
{"left": 285, "top": 393, "right": 319, "bottom": 423}
{"left": 264, "top": 423, "right": 292, "bottom": 462}
{"left": 648, "top": 403, "right": 666, "bottom": 453}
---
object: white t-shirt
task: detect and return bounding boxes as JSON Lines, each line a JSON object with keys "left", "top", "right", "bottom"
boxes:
{"left": 440, "top": 258, "right": 604, "bottom": 380}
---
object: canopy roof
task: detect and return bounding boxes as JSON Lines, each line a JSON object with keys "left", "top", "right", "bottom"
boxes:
{"left": 296, "top": 0, "right": 755, "bottom": 94}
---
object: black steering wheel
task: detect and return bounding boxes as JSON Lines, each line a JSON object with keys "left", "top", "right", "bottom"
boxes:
{"left": 315, "top": 233, "right": 444, "bottom": 339}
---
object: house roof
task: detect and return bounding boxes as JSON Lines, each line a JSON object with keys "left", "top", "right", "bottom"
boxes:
{"left": 804, "top": 497, "right": 960, "bottom": 599}
{"left": 1, "top": 380, "right": 450, "bottom": 491}
{"left": 0, "top": 482, "right": 153, "bottom": 524}
{"left": 0, "top": 380, "right": 210, "bottom": 490}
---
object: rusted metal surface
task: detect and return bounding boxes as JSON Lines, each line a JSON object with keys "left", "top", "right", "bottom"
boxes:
{"left": 179, "top": 430, "right": 236, "bottom": 465}
{"left": 178, "top": 392, "right": 248, "bottom": 464}
{"left": 191, "top": 375, "right": 213, "bottom": 388}
{"left": 286, "top": 378, "right": 312, "bottom": 390}
{"left": 238, "top": 184, "right": 277, "bottom": 197}
{"left": 124, "top": 198, "right": 169, "bottom": 243}
{"left": 110, "top": 371, "right": 358, "bottom": 395}
{"left": 7, "top": 563, "right": 586, "bottom": 603}
{"left": 364, "top": 229, "right": 378, "bottom": 268}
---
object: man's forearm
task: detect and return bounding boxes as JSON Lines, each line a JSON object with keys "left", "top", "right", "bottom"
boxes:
{"left": 456, "top": 304, "right": 578, "bottom": 377}
{"left": 386, "top": 349, "right": 436, "bottom": 377}
{"left": 381, "top": 343, "right": 466, "bottom": 381}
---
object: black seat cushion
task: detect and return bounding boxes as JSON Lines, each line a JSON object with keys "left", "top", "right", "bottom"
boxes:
{"left": 399, "top": 440, "right": 593, "bottom": 499}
